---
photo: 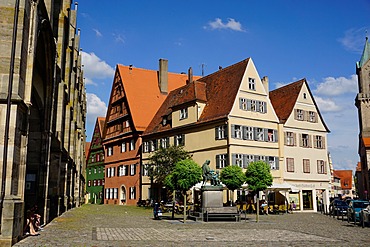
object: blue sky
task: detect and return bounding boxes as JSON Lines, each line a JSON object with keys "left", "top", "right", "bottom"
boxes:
{"left": 77, "top": 0, "right": 370, "bottom": 172}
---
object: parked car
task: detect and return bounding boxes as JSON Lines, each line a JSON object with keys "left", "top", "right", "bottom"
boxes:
{"left": 360, "top": 205, "right": 370, "bottom": 227}
{"left": 347, "top": 200, "right": 369, "bottom": 223}
{"left": 329, "top": 199, "right": 348, "bottom": 216}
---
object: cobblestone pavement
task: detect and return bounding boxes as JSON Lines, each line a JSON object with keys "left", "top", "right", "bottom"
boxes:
{"left": 14, "top": 204, "right": 370, "bottom": 247}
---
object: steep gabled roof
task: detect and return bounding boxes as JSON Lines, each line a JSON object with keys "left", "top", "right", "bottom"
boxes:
{"left": 269, "top": 78, "right": 330, "bottom": 132}
{"left": 115, "top": 65, "right": 199, "bottom": 132}
{"left": 144, "top": 59, "right": 250, "bottom": 135}
{"left": 97, "top": 117, "right": 105, "bottom": 137}
{"left": 85, "top": 142, "right": 91, "bottom": 162}
{"left": 269, "top": 79, "right": 304, "bottom": 123}
{"left": 333, "top": 170, "right": 353, "bottom": 190}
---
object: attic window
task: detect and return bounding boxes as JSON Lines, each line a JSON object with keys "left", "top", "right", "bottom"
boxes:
{"left": 162, "top": 117, "right": 167, "bottom": 126}
{"left": 303, "top": 93, "right": 307, "bottom": 99}
{"left": 248, "top": 78, "right": 256, "bottom": 91}
{"left": 180, "top": 108, "right": 188, "bottom": 120}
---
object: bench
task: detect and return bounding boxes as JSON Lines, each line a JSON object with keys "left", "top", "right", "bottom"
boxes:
{"left": 204, "top": 207, "right": 240, "bottom": 222}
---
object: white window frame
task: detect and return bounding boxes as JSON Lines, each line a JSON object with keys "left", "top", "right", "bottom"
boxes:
{"left": 129, "top": 139, "right": 135, "bottom": 151}
{"left": 143, "top": 141, "right": 149, "bottom": 153}
{"left": 256, "top": 128, "right": 264, "bottom": 141}
{"left": 245, "top": 155, "right": 254, "bottom": 168}
{"left": 121, "top": 142, "right": 126, "bottom": 152}
{"left": 296, "top": 109, "right": 304, "bottom": 121}
{"left": 240, "top": 98, "right": 247, "bottom": 110}
{"left": 107, "top": 168, "right": 111, "bottom": 177}
{"left": 107, "top": 146, "right": 113, "bottom": 156}
{"left": 245, "top": 126, "right": 253, "bottom": 140}
{"left": 248, "top": 77, "right": 256, "bottom": 91}
{"left": 317, "top": 160, "right": 326, "bottom": 174}
{"left": 130, "top": 187, "right": 136, "bottom": 199}
{"left": 250, "top": 100, "right": 257, "bottom": 112}
{"left": 175, "top": 134, "right": 185, "bottom": 146}
{"left": 235, "top": 154, "right": 244, "bottom": 168}
{"left": 160, "top": 137, "right": 169, "bottom": 148}
{"left": 130, "top": 164, "right": 136, "bottom": 176}
{"left": 234, "top": 125, "right": 242, "bottom": 139}
{"left": 269, "top": 156, "right": 277, "bottom": 170}
{"left": 286, "top": 132, "right": 295, "bottom": 146}
{"left": 216, "top": 125, "right": 227, "bottom": 140}
{"left": 309, "top": 111, "right": 316, "bottom": 122}
{"left": 302, "top": 134, "right": 309, "bottom": 147}
{"left": 110, "top": 188, "right": 114, "bottom": 199}
{"left": 315, "top": 135, "right": 323, "bottom": 149}
{"left": 143, "top": 164, "right": 149, "bottom": 176}
{"left": 180, "top": 108, "right": 188, "bottom": 120}
{"left": 267, "top": 129, "right": 275, "bottom": 142}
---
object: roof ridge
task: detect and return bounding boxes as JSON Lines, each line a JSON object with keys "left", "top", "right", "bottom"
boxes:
{"left": 117, "top": 64, "right": 200, "bottom": 76}
{"left": 199, "top": 58, "right": 250, "bottom": 80}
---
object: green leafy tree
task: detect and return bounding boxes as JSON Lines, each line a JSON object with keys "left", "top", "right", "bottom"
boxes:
{"left": 164, "top": 159, "right": 202, "bottom": 223}
{"left": 245, "top": 161, "right": 273, "bottom": 222}
{"left": 220, "top": 165, "right": 246, "bottom": 205}
{"left": 148, "top": 145, "right": 192, "bottom": 184}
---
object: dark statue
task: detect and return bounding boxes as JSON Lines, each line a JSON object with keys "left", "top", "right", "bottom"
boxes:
{"left": 202, "top": 160, "right": 220, "bottom": 186}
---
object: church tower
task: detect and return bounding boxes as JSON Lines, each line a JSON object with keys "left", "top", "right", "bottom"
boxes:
{"left": 356, "top": 36, "right": 370, "bottom": 200}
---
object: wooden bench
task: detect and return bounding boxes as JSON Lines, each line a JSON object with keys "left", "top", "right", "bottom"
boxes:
{"left": 204, "top": 207, "right": 240, "bottom": 222}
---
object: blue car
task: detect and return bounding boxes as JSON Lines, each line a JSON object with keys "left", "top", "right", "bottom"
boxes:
{"left": 329, "top": 199, "right": 348, "bottom": 216}
{"left": 347, "top": 200, "right": 370, "bottom": 223}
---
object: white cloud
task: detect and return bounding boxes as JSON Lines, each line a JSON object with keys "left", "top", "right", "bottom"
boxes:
{"left": 81, "top": 51, "right": 115, "bottom": 85}
{"left": 113, "top": 33, "right": 125, "bottom": 44}
{"left": 338, "top": 27, "right": 368, "bottom": 53}
{"left": 314, "top": 96, "right": 341, "bottom": 113}
{"left": 93, "top": 28, "right": 102, "bottom": 37}
{"left": 84, "top": 77, "right": 97, "bottom": 86}
{"left": 313, "top": 75, "right": 357, "bottom": 96}
{"left": 205, "top": 18, "right": 245, "bottom": 32}
{"left": 86, "top": 93, "right": 107, "bottom": 125}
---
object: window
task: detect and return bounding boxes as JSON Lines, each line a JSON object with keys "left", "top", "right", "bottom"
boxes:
{"left": 215, "top": 125, "right": 227, "bottom": 140}
{"left": 250, "top": 100, "right": 257, "bottom": 111}
{"left": 248, "top": 77, "right": 256, "bottom": 90}
{"left": 143, "top": 164, "right": 149, "bottom": 176}
{"left": 240, "top": 98, "right": 247, "bottom": 110}
{"left": 314, "top": 135, "right": 324, "bottom": 149}
{"left": 130, "top": 164, "right": 136, "bottom": 176}
{"left": 232, "top": 154, "right": 244, "bottom": 168}
{"left": 317, "top": 160, "right": 327, "bottom": 174}
{"left": 124, "top": 120, "right": 130, "bottom": 128}
{"left": 258, "top": 101, "right": 266, "bottom": 113}
{"left": 162, "top": 116, "right": 167, "bottom": 126}
{"left": 309, "top": 111, "right": 317, "bottom": 122}
{"left": 121, "top": 142, "right": 126, "bottom": 152}
{"left": 93, "top": 180, "right": 96, "bottom": 186}
{"left": 232, "top": 125, "right": 243, "bottom": 139}
{"left": 303, "top": 159, "right": 310, "bottom": 173}
{"left": 130, "top": 139, "right": 135, "bottom": 151}
{"left": 107, "top": 146, "right": 113, "bottom": 156}
{"left": 245, "top": 155, "right": 254, "bottom": 168}
{"left": 180, "top": 108, "right": 188, "bottom": 120}
{"left": 296, "top": 109, "right": 304, "bottom": 121}
{"left": 269, "top": 156, "right": 278, "bottom": 170}
{"left": 88, "top": 180, "right": 91, "bottom": 187}
{"left": 106, "top": 168, "right": 111, "bottom": 177}
{"left": 97, "top": 179, "right": 101, "bottom": 186}
{"left": 301, "top": 134, "right": 310, "bottom": 148}
{"left": 285, "top": 132, "right": 295, "bottom": 146}
{"left": 114, "top": 188, "right": 118, "bottom": 199}
{"left": 110, "top": 188, "right": 114, "bottom": 199}
{"left": 96, "top": 153, "right": 100, "bottom": 162}
{"left": 175, "top": 134, "right": 185, "bottom": 146}
{"left": 303, "top": 93, "right": 307, "bottom": 99}
{"left": 143, "top": 141, "right": 149, "bottom": 153}
{"left": 286, "top": 158, "right": 294, "bottom": 172}
{"left": 98, "top": 167, "right": 101, "bottom": 173}
{"left": 91, "top": 155, "right": 95, "bottom": 163}
{"left": 243, "top": 126, "right": 254, "bottom": 140}
{"left": 160, "top": 137, "right": 169, "bottom": 148}
{"left": 88, "top": 168, "right": 91, "bottom": 175}
{"left": 150, "top": 140, "right": 157, "bottom": 151}
{"left": 105, "top": 189, "right": 109, "bottom": 199}
{"left": 94, "top": 168, "right": 97, "bottom": 174}
{"left": 111, "top": 167, "right": 115, "bottom": 177}
{"left": 130, "top": 187, "right": 136, "bottom": 199}
{"left": 267, "top": 129, "right": 277, "bottom": 142}
{"left": 255, "top": 128, "right": 264, "bottom": 141}
{"left": 216, "top": 154, "right": 228, "bottom": 169}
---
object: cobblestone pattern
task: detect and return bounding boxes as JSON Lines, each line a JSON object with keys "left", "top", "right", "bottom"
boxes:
{"left": 13, "top": 205, "right": 370, "bottom": 247}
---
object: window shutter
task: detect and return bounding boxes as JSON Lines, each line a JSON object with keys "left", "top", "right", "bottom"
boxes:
{"left": 254, "top": 128, "right": 258, "bottom": 141}
{"left": 215, "top": 127, "right": 219, "bottom": 140}
{"left": 182, "top": 134, "right": 185, "bottom": 145}
{"left": 293, "top": 133, "right": 297, "bottom": 146}
{"left": 239, "top": 98, "right": 243, "bottom": 109}
{"left": 275, "top": 157, "right": 279, "bottom": 170}
{"left": 284, "top": 132, "right": 287, "bottom": 145}
{"left": 299, "top": 134, "right": 303, "bottom": 147}
{"left": 308, "top": 134, "right": 312, "bottom": 148}
{"left": 313, "top": 135, "right": 317, "bottom": 148}
{"left": 294, "top": 109, "right": 298, "bottom": 120}
{"left": 264, "top": 128, "right": 268, "bottom": 142}
{"left": 243, "top": 155, "right": 248, "bottom": 168}
{"left": 324, "top": 161, "right": 327, "bottom": 174}
{"left": 125, "top": 165, "right": 129, "bottom": 176}
{"left": 322, "top": 136, "right": 326, "bottom": 149}
{"left": 273, "top": 130, "right": 278, "bottom": 142}
{"left": 215, "top": 155, "right": 220, "bottom": 169}
{"left": 247, "top": 99, "right": 251, "bottom": 111}
{"left": 303, "top": 110, "right": 308, "bottom": 121}
{"left": 263, "top": 102, "right": 267, "bottom": 113}
{"left": 224, "top": 125, "right": 228, "bottom": 138}
{"left": 242, "top": 126, "right": 247, "bottom": 140}
{"left": 315, "top": 112, "right": 318, "bottom": 123}
{"left": 231, "top": 125, "right": 235, "bottom": 138}
{"left": 231, "top": 154, "right": 236, "bottom": 166}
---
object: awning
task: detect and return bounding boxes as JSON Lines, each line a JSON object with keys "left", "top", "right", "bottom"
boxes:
{"left": 266, "top": 182, "right": 300, "bottom": 193}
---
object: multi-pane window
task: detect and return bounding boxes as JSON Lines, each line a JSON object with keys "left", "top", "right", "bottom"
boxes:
{"left": 160, "top": 137, "right": 169, "bottom": 148}
{"left": 175, "top": 134, "right": 185, "bottom": 146}
{"left": 317, "top": 160, "right": 327, "bottom": 174}
{"left": 107, "top": 146, "right": 113, "bottom": 156}
{"left": 303, "top": 159, "right": 310, "bottom": 173}
{"left": 129, "top": 139, "right": 135, "bottom": 151}
{"left": 106, "top": 168, "right": 111, "bottom": 177}
{"left": 296, "top": 109, "right": 304, "bottom": 121}
{"left": 244, "top": 126, "right": 254, "bottom": 140}
{"left": 309, "top": 111, "right": 317, "bottom": 122}
{"left": 143, "top": 141, "right": 149, "bottom": 153}
{"left": 121, "top": 142, "right": 126, "bottom": 152}
{"left": 216, "top": 154, "right": 228, "bottom": 169}
{"left": 114, "top": 188, "right": 118, "bottom": 199}
{"left": 239, "top": 98, "right": 267, "bottom": 113}
{"left": 267, "top": 129, "right": 275, "bottom": 142}
{"left": 143, "top": 164, "right": 149, "bottom": 176}
{"left": 250, "top": 100, "right": 257, "bottom": 111}
{"left": 286, "top": 158, "right": 294, "bottom": 172}
{"left": 269, "top": 156, "right": 278, "bottom": 170}
{"left": 245, "top": 155, "right": 254, "bottom": 168}
{"left": 180, "top": 108, "right": 188, "bottom": 120}
{"left": 88, "top": 180, "right": 91, "bottom": 187}
{"left": 285, "top": 132, "right": 295, "bottom": 146}
{"left": 88, "top": 168, "right": 91, "bottom": 175}
{"left": 150, "top": 140, "right": 156, "bottom": 152}
{"left": 94, "top": 168, "right": 97, "bottom": 174}
{"left": 234, "top": 125, "right": 243, "bottom": 139}
{"left": 248, "top": 77, "right": 256, "bottom": 90}
{"left": 301, "top": 134, "right": 310, "bottom": 147}
{"left": 215, "top": 125, "right": 227, "bottom": 140}
{"left": 110, "top": 188, "right": 114, "bottom": 199}
{"left": 258, "top": 101, "right": 266, "bottom": 113}
{"left": 93, "top": 180, "right": 96, "bottom": 186}
{"left": 105, "top": 189, "right": 109, "bottom": 199}
{"left": 130, "top": 164, "right": 136, "bottom": 176}
{"left": 233, "top": 154, "right": 244, "bottom": 168}
{"left": 256, "top": 128, "right": 264, "bottom": 141}
{"left": 130, "top": 187, "right": 136, "bottom": 199}
{"left": 97, "top": 180, "right": 101, "bottom": 186}
{"left": 314, "top": 135, "right": 324, "bottom": 149}
{"left": 240, "top": 98, "right": 247, "bottom": 110}
{"left": 91, "top": 155, "right": 95, "bottom": 163}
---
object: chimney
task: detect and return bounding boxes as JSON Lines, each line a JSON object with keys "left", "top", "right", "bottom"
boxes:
{"left": 159, "top": 59, "right": 168, "bottom": 93}
{"left": 187, "top": 67, "right": 193, "bottom": 84}
{"left": 261, "top": 76, "right": 269, "bottom": 93}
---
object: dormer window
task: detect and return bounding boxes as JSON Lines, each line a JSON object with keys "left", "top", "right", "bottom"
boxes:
{"left": 162, "top": 116, "right": 167, "bottom": 126}
{"left": 180, "top": 108, "right": 188, "bottom": 120}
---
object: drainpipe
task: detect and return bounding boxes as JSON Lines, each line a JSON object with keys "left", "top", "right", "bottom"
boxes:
{"left": 0, "top": 0, "right": 20, "bottom": 233}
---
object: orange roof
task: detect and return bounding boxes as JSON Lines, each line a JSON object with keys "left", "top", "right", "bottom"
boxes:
{"left": 116, "top": 65, "right": 200, "bottom": 132}
{"left": 356, "top": 162, "right": 361, "bottom": 172}
{"left": 97, "top": 117, "right": 105, "bottom": 137}
{"left": 144, "top": 59, "right": 250, "bottom": 135}
{"left": 269, "top": 78, "right": 330, "bottom": 132}
{"left": 362, "top": 137, "right": 370, "bottom": 147}
{"left": 333, "top": 170, "right": 353, "bottom": 189}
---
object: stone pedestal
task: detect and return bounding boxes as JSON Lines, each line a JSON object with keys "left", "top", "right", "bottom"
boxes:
{"left": 201, "top": 185, "right": 223, "bottom": 208}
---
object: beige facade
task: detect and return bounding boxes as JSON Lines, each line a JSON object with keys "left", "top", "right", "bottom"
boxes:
{"left": 0, "top": 1, "right": 86, "bottom": 245}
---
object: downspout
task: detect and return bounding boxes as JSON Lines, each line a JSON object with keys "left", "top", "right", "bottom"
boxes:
{"left": 0, "top": 0, "right": 20, "bottom": 233}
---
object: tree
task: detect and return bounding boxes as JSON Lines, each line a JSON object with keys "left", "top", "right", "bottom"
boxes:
{"left": 164, "top": 159, "right": 202, "bottom": 223}
{"left": 148, "top": 145, "right": 192, "bottom": 184}
{"left": 245, "top": 161, "right": 273, "bottom": 222}
{"left": 220, "top": 165, "right": 246, "bottom": 206}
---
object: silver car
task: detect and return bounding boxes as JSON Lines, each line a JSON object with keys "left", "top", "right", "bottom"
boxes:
{"left": 360, "top": 205, "right": 370, "bottom": 228}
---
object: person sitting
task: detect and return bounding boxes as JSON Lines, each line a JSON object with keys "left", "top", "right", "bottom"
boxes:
{"left": 30, "top": 205, "right": 42, "bottom": 231}
{"left": 24, "top": 210, "right": 39, "bottom": 236}
{"left": 260, "top": 200, "right": 268, "bottom": 215}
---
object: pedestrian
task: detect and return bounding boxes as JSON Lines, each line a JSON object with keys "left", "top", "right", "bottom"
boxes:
{"left": 23, "top": 210, "right": 39, "bottom": 236}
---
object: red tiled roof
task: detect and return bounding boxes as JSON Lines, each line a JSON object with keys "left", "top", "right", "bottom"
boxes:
{"left": 97, "top": 117, "right": 105, "bottom": 137}
{"left": 333, "top": 170, "right": 353, "bottom": 190}
{"left": 144, "top": 59, "right": 250, "bottom": 135}
{"left": 362, "top": 137, "right": 370, "bottom": 147}
{"left": 116, "top": 65, "right": 200, "bottom": 132}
